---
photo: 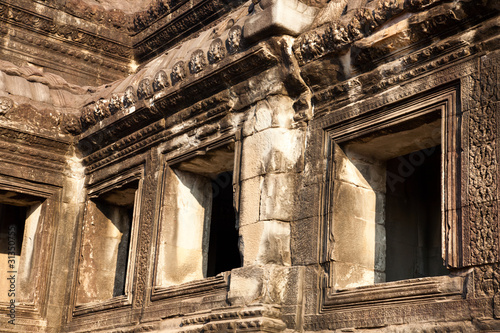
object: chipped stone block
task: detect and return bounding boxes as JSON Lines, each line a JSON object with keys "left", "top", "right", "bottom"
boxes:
{"left": 228, "top": 264, "right": 294, "bottom": 306}
{"left": 240, "top": 220, "right": 291, "bottom": 266}
{"left": 244, "top": 0, "right": 318, "bottom": 42}
{"left": 241, "top": 128, "right": 305, "bottom": 180}
{"left": 260, "top": 173, "right": 299, "bottom": 221}
{"left": 239, "top": 176, "right": 263, "bottom": 227}
{"left": 331, "top": 262, "right": 378, "bottom": 290}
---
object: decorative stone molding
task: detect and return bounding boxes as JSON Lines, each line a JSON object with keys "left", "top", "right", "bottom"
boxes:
{"left": 177, "top": 305, "right": 286, "bottom": 333}
{"left": 152, "top": 70, "right": 170, "bottom": 92}
{"left": 189, "top": 50, "right": 207, "bottom": 74}
{"left": 0, "top": 97, "right": 13, "bottom": 115}
{"left": 79, "top": 41, "right": 278, "bottom": 138}
{"left": 0, "top": 2, "right": 132, "bottom": 59}
{"left": 226, "top": 25, "right": 243, "bottom": 54}
{"left": 123, "top": 86, "right": 137, "bottom": 108}
{"left": 310, "top": 41, "right": 480, "bottom": 115}
{"left": 132, "top": 0, "right": 248, "bottom": 62}
{"left": 208, "top": 38, "right": 226, "bottom": 64}
{"left": 171, "top": 61, "right": 187, "bottom": 85}
{"left": 137, "top": 78, "right": 153, "bottom": 100}
{"left": 292, "top": 0, "right": 489, "bottom": 66}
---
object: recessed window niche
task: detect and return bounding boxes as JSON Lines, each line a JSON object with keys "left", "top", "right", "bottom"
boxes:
{"left": 0, "top": 191, "right": 43, "bottom": 303}
{"left": 329, "top": 110, "right": 448, "bottom": 289}
{"left": 155, "top": 142, "right": 241, "bottom": 288}
{"left": 76, "top": 174, "right": 141, "bottom": 306}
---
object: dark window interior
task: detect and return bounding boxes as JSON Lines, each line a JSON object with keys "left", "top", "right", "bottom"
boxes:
{"left": 0, "top": 204, "right": 27, "bottom": 256}
{"left": 385, "top": 145, "right": 448, "bottom": 281}
{"left": 206, "top": 172, "right": 241, "bottom": 277}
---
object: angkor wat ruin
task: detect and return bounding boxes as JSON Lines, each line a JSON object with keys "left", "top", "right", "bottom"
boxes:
{"left": 0, "top": 0, "right": 499, "bottom": 331}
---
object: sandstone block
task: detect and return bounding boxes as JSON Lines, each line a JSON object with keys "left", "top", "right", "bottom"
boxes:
{"left": 240, "top": 220, "right": 291, "bottom": 266}
{"left": 241, "top": 128, "right": 305, "bottom": 180}
{"left": 228, "top": 264, "right": 294, "bottom": 306}
{"left": 239, "top": 176, "right": 262, "bottom": 227}
{"left": 260, "top": 173, "right": 299, "bottom": 221}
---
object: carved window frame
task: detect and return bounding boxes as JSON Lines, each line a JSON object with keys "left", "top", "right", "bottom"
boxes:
{"left": 0, "top": 176, "right": 59, "bottom": 319}
{"left": 321, "top": 86, "right": 464, "bottom": 309}
{"left": 150, "top": 133, "right": 242, "bottom": 302}
{"left": 72, "top": 165, "right": 144, "bottom": 316}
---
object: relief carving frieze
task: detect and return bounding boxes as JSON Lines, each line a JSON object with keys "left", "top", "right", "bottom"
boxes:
{"left": 0, "top": 124, "right": 71, "bottom": 173}
{"left": 305, "top": 300, "right": 471, "bottom": 331}
{"left": 0, "top": 126, "right": 71, "bottom": 153}
{"left": 293, "top": 0, "right": 488, "bottom": 66}
{"left": 79, "top": 104, "right": 163, "bottom": 158}
{"left": 133, "top": 0, "right": 247, "bottom": 62}
{"left": 226, "top": 25, "right": 242, "bottom": 54}
{"left": 189, "top": 50, "right": 207, "bottom": 74}
{"left": 208, "top": 38, "right": 226, "bottom": 64}
{"left": 137, "top": 78, "right": 153, "bottom": 100}
{"left": 82, "top": 119, "right": 165, "bottom": 169}
{"left": 152, "top": 70, "right": 170, "bottom": 92}
{"left": 0, "top": 97, "right": 13, "bottom": 115}
{"left": 475, "top": 263, "right": 500, "bottom": 297}
{"left": 79, "top": 44, "right": 277, "bottom": 139}
{"left": 132, "top": 152, "right": 159, "bottom": 308}
{"left": 171, "top": 61, "right": 187, "bottom": 85}
{"left": 311, "top": 44, "right": 479, "bottom": 120}
{"left": 83, "top": 92, "right": 233, "bottom": 172}
{"left": 462, "top": 52, "right": 500, "bottom": 266}
{"left": 465, "top": 104, "right": 499, "bottom": 265}
{"left": 0, "top": 2, "right": 132, "bottom": 59}
{"left": 0, "top": 33, "right": 129, "bottom": 84}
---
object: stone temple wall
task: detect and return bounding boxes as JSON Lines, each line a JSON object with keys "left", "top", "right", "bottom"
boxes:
{"left": 0, "top": 0, "right": 499, "bottom": 332}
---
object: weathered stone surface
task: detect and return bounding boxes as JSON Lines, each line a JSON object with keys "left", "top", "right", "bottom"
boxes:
{"left": 156, "top": 168, "right": 212, "bottom": 286}
{"left": 239, "top": 176, "right": 262, "bottom": 227}
{"left": 241, "top": 128, "right": 305, "bottom": 180}
{"left": 244, "top": 0, "right": 318, "bottom": 42}
{"left": 228, "top": 264, "right": 294, "bottom": 306}
{"left": 260, "top": 173, "right": 299, "bottom": 222}
{"left": 240, "top": 220, "right": 291, "bottom": 266}
{"left": 0, "top": 0, "right": 499, "bottom": 331}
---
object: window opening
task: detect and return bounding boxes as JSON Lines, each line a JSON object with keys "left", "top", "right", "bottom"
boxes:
{"left": 331, "top": 112, "right": 447, "bottom": 289}
{"left": 206, "top": 172, "right": 241, "bottom": 277}
{"left": 157, "top": 143, "right": 241, "bottom": 287}
{"left": 76, "top": 180, "right": 138, "bottom": 304}
{"left": 0, "top": 191, "right": 43, "bottom": 302}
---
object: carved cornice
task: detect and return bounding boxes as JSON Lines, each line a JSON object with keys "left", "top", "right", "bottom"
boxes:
{"left": 0, "top": 125, "right": 71, "bottom": 173}
{"left": 0, "top": 2, "right": 132, "bottom": 60}
{"left": 151, "top": 274, "right": 228, "bottom": 302}
{"left": 178, "top": 305, "right": 286, "bottom": 333}
{"left": 0, "top": 125, "right": 72, "bottom": 154}
{"left": 132, "top": 0, "right": 247, "bottom": 62}
{"left": 81, "top": 91, "right": 234, "bottom": 173}
{"left": 0, "top": 0, "right": 250, "bottom": 69}
{"left": 78, "top": 42, "right": 278, "bottom": 162}
{"left": 0, "top": 27, "right": 130, "bottom": 79}
{"left": 293, "top": 0, "right": 494, "bottom": 67}
{"left": 322, "top": 275, "right": 465, "bottom": 311}
{"left": 311, "top": 40, "right": 481, "bottom": 118}
{"left": 81, "top": 119, "right": 165, "bottom": 172}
